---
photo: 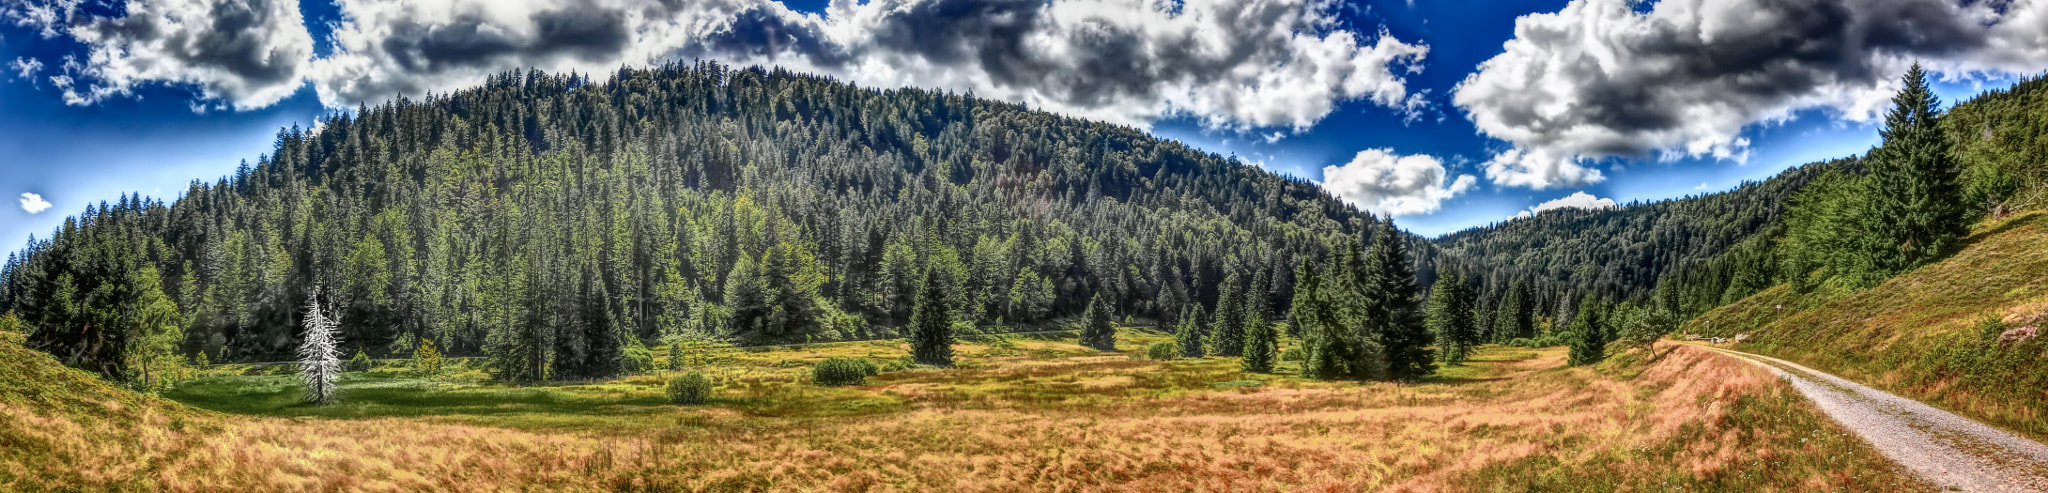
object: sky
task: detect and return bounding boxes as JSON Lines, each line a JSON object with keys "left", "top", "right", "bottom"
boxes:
{"left": 1, "top": 0, "right": 2046, "bottom": 250}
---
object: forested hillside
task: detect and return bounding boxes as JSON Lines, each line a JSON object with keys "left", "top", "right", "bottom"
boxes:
{"left": 1432, "top": 160, "right": 1842, "bottom": 316}
{"left": 0, "top": 63, "right": 1474, "bottom": 379}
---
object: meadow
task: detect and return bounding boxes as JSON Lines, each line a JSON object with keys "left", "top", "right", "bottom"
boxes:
{"left": 1, "top": 328, "right": 1928, "bottom": 492}
{"left": 1688, "top": 211, "right": 2048, "bottom": 442}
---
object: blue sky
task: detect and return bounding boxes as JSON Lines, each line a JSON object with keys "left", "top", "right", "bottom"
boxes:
{"left": 2, "top": 0, "right": 2044, "bottom": 250}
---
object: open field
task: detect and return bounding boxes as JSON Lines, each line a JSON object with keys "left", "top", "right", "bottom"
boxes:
{"left": 3, "top": 328, "right": 1928, "bottom": 492}
{"left": 1688, "top": 211, "right": 2048, "bottom": 442}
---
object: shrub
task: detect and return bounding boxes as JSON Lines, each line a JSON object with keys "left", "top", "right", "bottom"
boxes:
{"left": 347, "top": 349, "right": 374, "bottom": 372}
{"left": 621, "top": 339, "right": 655, "bottom": 374}
{"left": 1279, "top": 347, "right": 1303, "bottom": 362}
{"left": 813, "top": 357, "right": 878, "bottom": 386}
{"left": 667, "top": 372, "right": 712, "bottom": 405}
{"left": 1146, "top": 341, "right": 1181, "bottom": 361}
{"left": 413, "top": 339, "right": 443, "bottom": 377}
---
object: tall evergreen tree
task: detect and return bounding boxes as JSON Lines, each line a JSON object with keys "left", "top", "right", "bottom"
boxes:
{"left": 1566, "top": 295, "right": 1607, "bottom": 367}
{"left": 1240, "top": 270, "right": 1275, "bottom": 373}
{"left": 907, "top": 268, "right": 954, "bottom": 366}
{"left": 1491, "top": 279, "right": 1533, "bottom": 343}
{"left": 1427, "top": 273, "right": 1478, "bottom": 365}
{"left": 1868, "top": 62, "right": 1968, "bottom": 271}
{"left": 1207, "top": 272, "right": 1246, "bottom": 357}
{"left": 1367, "top": 220, "right": 1434, "bottom": 380}
{"left": 1078, "top": 293, "right": 1116, "bottom": 351}
{"left": 1176, "top": 306, "right": 1206, "bottom": 358}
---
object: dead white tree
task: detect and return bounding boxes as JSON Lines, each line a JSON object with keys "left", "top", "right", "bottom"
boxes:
{"left": 299, "top": 287, "right": 344, "bottom": 405}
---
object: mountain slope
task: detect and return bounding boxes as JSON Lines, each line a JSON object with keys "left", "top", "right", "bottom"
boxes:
{"left": 0, "top": 64, "right": 1451, "bottom": 368}
{"left": 1686, "top": 211, "right": 2048, "bottom": 442}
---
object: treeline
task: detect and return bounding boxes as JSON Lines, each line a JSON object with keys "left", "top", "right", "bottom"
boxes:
{"left": 0, "top": 63, "right": 1479, "bottom": 383}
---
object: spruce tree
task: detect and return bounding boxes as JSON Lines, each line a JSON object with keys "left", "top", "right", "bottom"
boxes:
{"left": 1207, "top": 272, "right": 1246, "bottom": 357}
{"left": 1241, "top": 271, "right": 1276, "bottom": 373}
{"left": 1176, "top": 306, "right": 1207, "bottom": 358}
{"left": 1367, "top": 219, "right": 1434, "bottom": 379}
{"left": 1427, "top": 273, "right": 1478, "bottom": 365}
{"left": 907, "top": 268, "right": 955, "bottom": 366}
{"left": 1491, "top": 279, "right": 1532, "bottom": 343}
{"left": 1868, "top": 62, "right": 1967, "bottom": 272}
{"left": 1567, "top": 295, "right": 1607, "bottom": 367}
{"left": 1079, "top": 294, "right": 1116, "bottom": 351}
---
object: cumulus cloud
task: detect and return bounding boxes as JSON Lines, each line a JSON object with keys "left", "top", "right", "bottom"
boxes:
{"left": 6, "top": 0, "right": 1431, "bottom": 131}
{"left": 1320, "top": 148, "right": 1475, "bottom": 216}
{"left": 1454, "top": 0, "right": 2048, "bottom": 189}
{"left": 1513, "top": 191, "right": 1616, "bottom": 219}
{"left": 19, "top": 192, "right": 51, "bottom": 214}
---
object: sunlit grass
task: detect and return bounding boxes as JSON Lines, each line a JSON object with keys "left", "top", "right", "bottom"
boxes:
{"left": 1, "top": 325, "right": 1927, "bottom": 492}
{"left": 1689, "top": 210, "right": 2048, "bottom": 442}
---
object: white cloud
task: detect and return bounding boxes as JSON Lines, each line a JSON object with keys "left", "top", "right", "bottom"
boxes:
{"left": 1320, "top": 148, "right": 1475, "bottom": 216}
{"left": 1513, "top": 191, "right": 1616, "bottom": 219}
{"left": 19, "top": 192, "right": 51, "bottom": 214}
{"left": 6, "top": 0, "right": 1431, "bottom": 131}
{"left": 1694, "top": 182, "right": 1709, "bottom": 190}
{"left": 1454, "top": 0, "right": 2048, "bottom": 190}
{"left": 8, "top": 0, "right": 315, "bottom": 110}
{"left": 9, "top": 56, "right": 40, "bottom": 82}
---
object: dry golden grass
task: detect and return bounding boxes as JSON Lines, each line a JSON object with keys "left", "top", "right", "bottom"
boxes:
{"left": 1689, "top": 211, "right": 2048, "bottom": 441}
{"left": 1, "top": 330, "right": 1927, "bottom": 492}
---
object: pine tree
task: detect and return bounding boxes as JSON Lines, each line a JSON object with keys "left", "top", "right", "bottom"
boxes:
{"left": 1567, "top": 295, "right": 1607, "bottom": 367}
{"left": 1868, "top": 62, "right": 1968, "bottom": 272}
{"left": 1176, "top": 306, "right": 1206, "bottom": 358}
{"left": 299, "top": 288, "right": 344, "bottom": 405}
{"left": 1367, "top": 220, "right": 1434, "bottom": 379}
{"left": 1079, "top": 293, "right": 1116, "bottom": 351}
{"left": 1207, "top": 272, "right": 1246, "bottom": 357}
{"left": 907, "top": 268, "right": 954, "bottom": 366}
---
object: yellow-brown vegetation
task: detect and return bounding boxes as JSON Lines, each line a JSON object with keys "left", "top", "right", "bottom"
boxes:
{"left": 1, "top": 329, "right": 1925, "bottom": 492}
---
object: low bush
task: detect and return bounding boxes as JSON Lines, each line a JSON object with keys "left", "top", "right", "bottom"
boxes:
{"left": 347, "top": 349, "right": 374, "bottom": 372}
{"left": 1146, "top": 341, "right": 1180, "bottom": 361}
{"left": 667, "top": 372, "right": 711, "bottom": 405}
{"left": 621, "top": 340, "right": 655, "bottom": 374}
{"left": 813, "top": 357, "right": 878, "bottom": 386}
{"left": 1279, "top": 347, "right": 1302, "bottom": 362}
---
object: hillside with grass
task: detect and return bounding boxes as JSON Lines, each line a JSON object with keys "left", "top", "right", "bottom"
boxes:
{"left": 0, "top": 323, "right": 1926, "bottom": 491}
{"left": 1685, "top": 211, "right": 2048, "bottom": 442}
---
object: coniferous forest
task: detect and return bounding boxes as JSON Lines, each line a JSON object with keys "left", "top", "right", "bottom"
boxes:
{"left": 0, "top": 63, "right": 1481, "bottom": 384}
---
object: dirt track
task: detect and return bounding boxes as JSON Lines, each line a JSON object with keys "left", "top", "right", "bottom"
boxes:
{"left": 1704, "top": 346, "right": 2048, "bottom": 492}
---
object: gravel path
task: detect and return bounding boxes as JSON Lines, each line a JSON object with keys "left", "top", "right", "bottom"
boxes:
{"left": 1703, "top": 346, "right": 2048, "bottom": 492}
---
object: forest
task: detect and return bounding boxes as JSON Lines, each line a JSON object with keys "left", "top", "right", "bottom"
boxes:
{"left": 0, "top": 63, "right": 1538, "bottom": 386}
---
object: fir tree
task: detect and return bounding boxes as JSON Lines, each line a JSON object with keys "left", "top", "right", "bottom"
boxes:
{"left": 299, "top": 288, "right": 344, "bottom": 405}
{"left": 1241, "top": 270, "right": 1276, "bottom": 373}
{"left": 1367, "top": 220, "right": 1434, "bottom": 379}
{"left": 1176, "top": 306, "right": 1207, "bottom": 358}
{"left": 1079, "top": 294, "right": 1116, "bottom": 351}
{"left": 1207, "top": 272, "right": 1246, "bottom": 356}
{"left": 1427, "top": 273, "right": 1478, "bottom": 365}
{"left": 907, "top": 268, "right": 955, "bottom": 366}
{"left": 1868, "top": 62, "right": 1968, "bottom": 272}
{"left": 1491, "top": 279, "right": 1533, "bottom": 343}
{"left": 1567, "top": 295, "right": 1607, "bottom": 367}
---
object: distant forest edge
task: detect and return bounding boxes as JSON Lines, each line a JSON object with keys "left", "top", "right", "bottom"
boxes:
{"left": 1440, "top": 70, "right": 2048, "bottom": 325}
{"left": 0, "top": 63, "right": 1560, "bottom": 381}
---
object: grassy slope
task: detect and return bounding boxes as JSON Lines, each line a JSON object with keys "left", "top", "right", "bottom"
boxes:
{"left": 3, "top": 328, "right": 1924, "bottom": 492}
{"left": 1685, "top": 211, "right": 2048, "bottom": 442}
